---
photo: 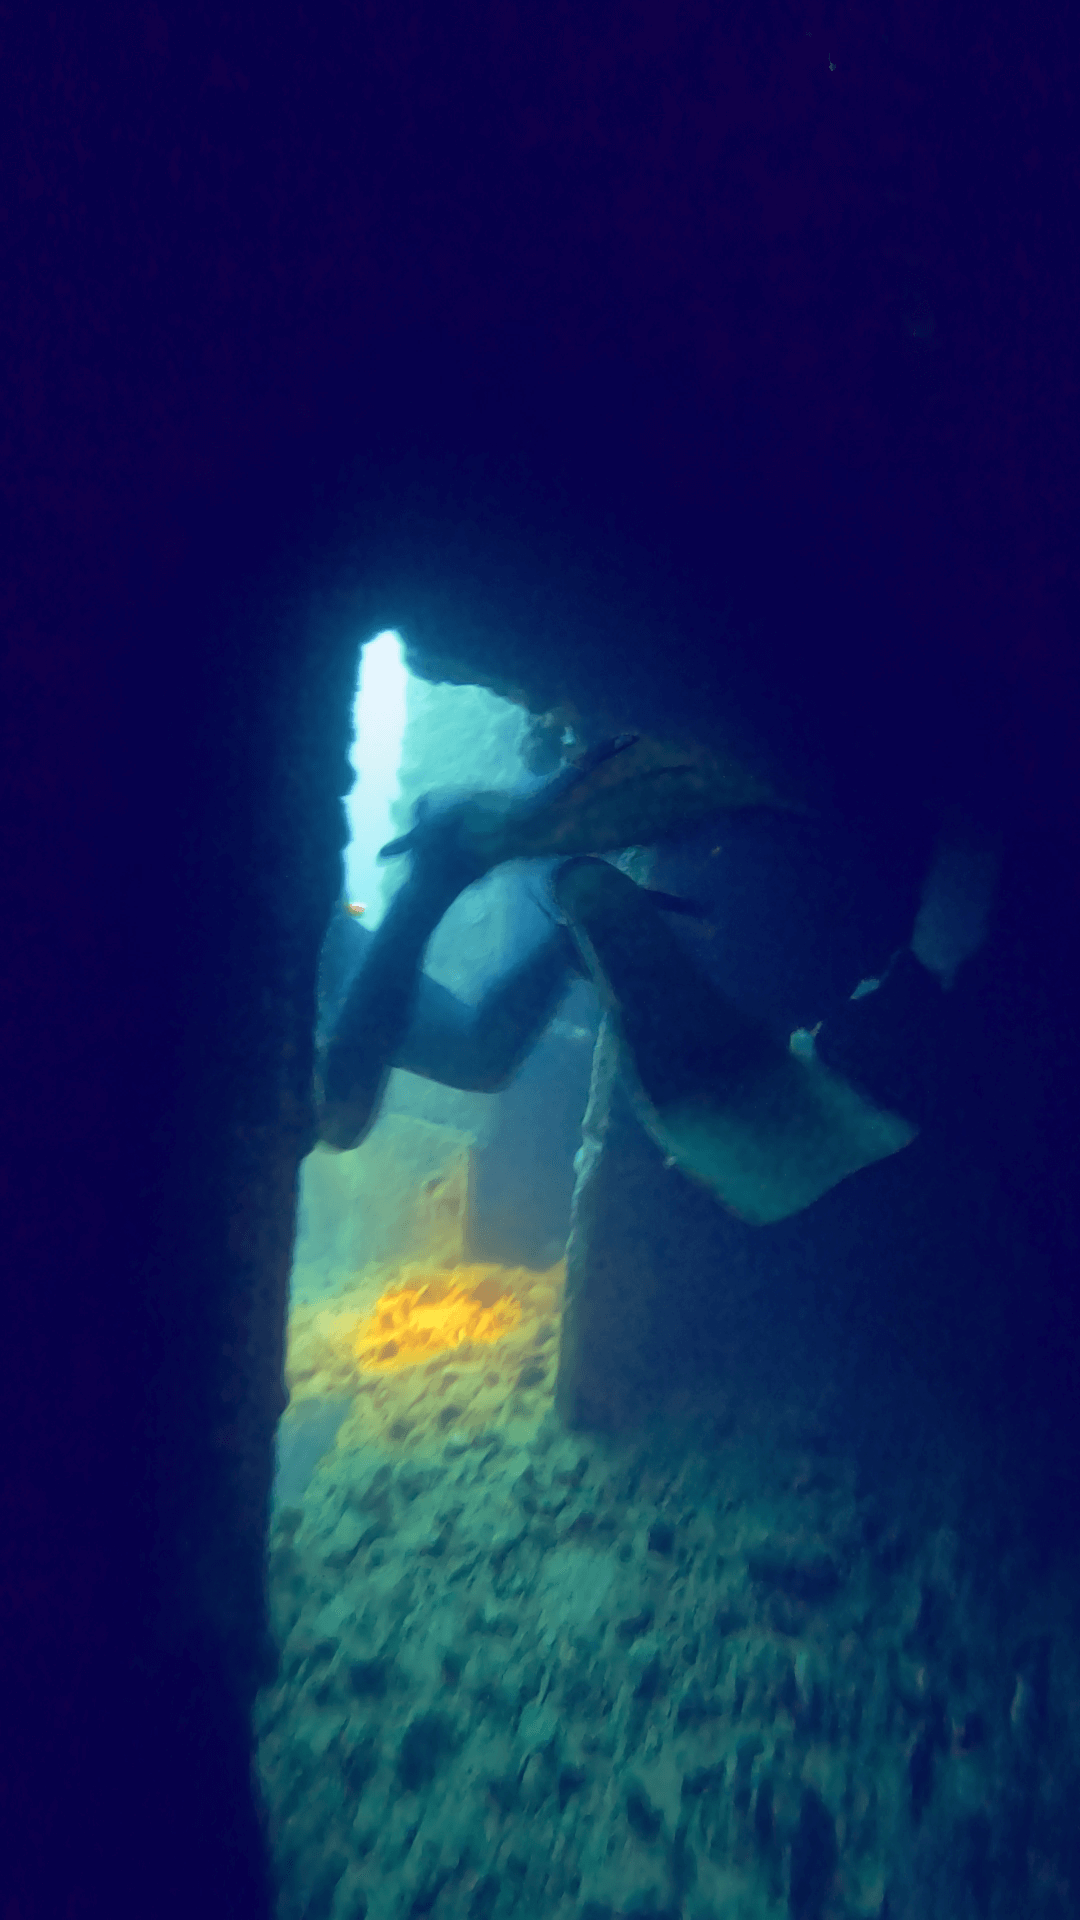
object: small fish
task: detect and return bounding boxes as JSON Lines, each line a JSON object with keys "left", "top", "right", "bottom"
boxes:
{"left": 344, "top": 900, "right": 367, "bottom": 918}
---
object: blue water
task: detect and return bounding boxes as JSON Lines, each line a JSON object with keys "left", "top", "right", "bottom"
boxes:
{"left": 259, "top": 682, "right": 1079, "bottom": 1919}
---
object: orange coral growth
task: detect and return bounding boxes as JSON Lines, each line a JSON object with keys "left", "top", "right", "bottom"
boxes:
{"left": 355, "top": 1273, "right": 522, "bottom": 1371}
{"left": 284, "top": 1259, "right": 564, "bottom": 1458}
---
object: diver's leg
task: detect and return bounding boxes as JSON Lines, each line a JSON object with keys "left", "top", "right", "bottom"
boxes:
{"left": 395, "top": 926, "right": 581, "bottom": 1092}
{"left": 317, "top": 835, "right": 489, "bottom": 1149}
{"left": 316, "top": 908, "right": 369, "bottom": 1044}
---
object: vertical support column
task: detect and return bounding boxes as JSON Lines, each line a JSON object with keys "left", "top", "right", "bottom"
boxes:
{"left": 555, "top": 1015, "right": 670, "bottom": 1428}
{"left": 554, "top": 849, "right": 670, "bottom": 1430}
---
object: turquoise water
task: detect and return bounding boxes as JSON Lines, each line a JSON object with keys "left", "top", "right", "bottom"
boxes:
{"left": 257, "top": 660, "right": 1080, "bottom": 1919}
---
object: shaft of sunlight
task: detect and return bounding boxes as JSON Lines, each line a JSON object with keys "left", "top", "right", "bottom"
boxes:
{"left": 343, "top": 630, "right": 409, "bottom": 929}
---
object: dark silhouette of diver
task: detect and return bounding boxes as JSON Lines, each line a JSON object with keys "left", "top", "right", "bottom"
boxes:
{"left": 316, "top": 835, "right": 581, "bottom": 1150}
{"left": 315, "top": 742, "right": 995, "bottom": 1220}
{"left": 315, "top": 734, "right": 785, "bottom": 1151}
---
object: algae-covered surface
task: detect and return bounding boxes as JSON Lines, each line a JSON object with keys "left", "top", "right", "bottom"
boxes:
{"left": 258, "top": 1336, "right": 1080, "bottom": 1920}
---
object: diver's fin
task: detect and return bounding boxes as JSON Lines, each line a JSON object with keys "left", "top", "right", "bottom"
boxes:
{"left": 504, "top": 734, "right": 797, "bottom": 861}
{"left": 638, "top": 887, "right": 708, "bottom": 918}
{"left": 554, "top": 856, "right": 917, "bottom": 1226}
{"left": 565, "top": 733, "right": 641, "bottom": 776}
{"left": 379, "top": 826, "right": 417, "bottom": 859}
{"left": 652, "top": 1054, "right": 918, "bottom": 1226}
{"left": 378, "top": 734, "right": 796, "bottom": 873}
{"left": 376, "top": 788, "right": 518, "bottom": 875}
{"left": 379, "top": 742, "right": 643, "bottom": 864}
{"left": 378, "top": 794, "right": 431, "bottom": 860}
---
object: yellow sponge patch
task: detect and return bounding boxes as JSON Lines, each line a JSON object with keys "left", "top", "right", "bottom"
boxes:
{"left": 285, "top": 1260, "right": 564, "bottom": 1457}
{"left": 355, "top": 1270, "right": 523, "bottom": 1370}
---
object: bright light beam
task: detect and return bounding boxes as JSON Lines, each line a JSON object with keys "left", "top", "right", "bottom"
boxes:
{"left": 344, "top": 630, "right": 409, "bottom": 929}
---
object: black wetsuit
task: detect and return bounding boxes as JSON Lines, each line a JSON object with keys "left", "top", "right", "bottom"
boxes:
{"left": 812, "top": 948, "right": 951, "bottom": 1132}
{"left": 317, "top": 868, "right": 579, "bottom": 1149}
{"left": 317, "top": 827, "right": 944, "bottom": 1156}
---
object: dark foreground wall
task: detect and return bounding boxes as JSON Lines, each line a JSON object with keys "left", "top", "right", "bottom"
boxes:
{"left": 4, "top": 515, "right": 362, "bottom": 1914}
{"left": 5, "top": 452, "right": 1080, "bottom": 1920}
{"left": 4, "top": 4, "right": 1079, "bottom": 1911}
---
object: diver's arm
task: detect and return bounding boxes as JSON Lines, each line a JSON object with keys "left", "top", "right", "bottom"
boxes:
{"left": 317, "top": 862, "right": 475, "bottom": 1149}
{"left": 394, "top": 928, "right": 579, "bottom": 1092}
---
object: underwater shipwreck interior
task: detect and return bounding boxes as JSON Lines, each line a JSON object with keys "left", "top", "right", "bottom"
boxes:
{"left": 8, "top": 8, "right": 1080, "bottom": 1918}
{"left": 11, "top": 429, "right": 1080, "bottom": 1920}
{"left": 243, "top": 571, "right": 1080, "bottom": 1920}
